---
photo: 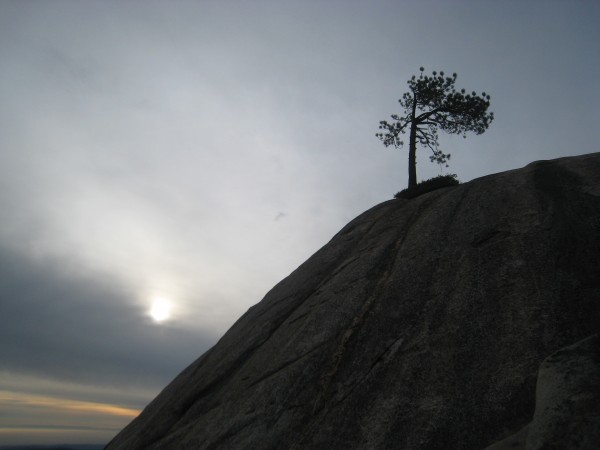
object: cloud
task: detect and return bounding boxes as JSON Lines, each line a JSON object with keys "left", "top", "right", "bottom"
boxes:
{"left": 0, "top": 244, "right": 216, "bottom": 391}
{"left": 0, "top": 389, "right": 140, "bottom": 440}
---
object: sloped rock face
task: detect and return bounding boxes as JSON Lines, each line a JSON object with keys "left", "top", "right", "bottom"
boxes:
{"left": 107, "top": 152, "right": 600, "bottom": 450}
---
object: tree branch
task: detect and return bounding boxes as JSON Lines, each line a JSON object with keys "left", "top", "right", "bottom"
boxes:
{"left": 415, "top": 107, "right": 442, "bottom": 123}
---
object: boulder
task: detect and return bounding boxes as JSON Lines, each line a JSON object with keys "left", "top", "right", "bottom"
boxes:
{"left": 486, "top": 334, "right": 600, "bottom": 450}
{"left": 107, "top": 152, "right": 600, "bottom": 449}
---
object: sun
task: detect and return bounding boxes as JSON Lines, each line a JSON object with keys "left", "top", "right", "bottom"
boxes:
{"left": 149, "top": 298, "right": 171, "bottom": 322}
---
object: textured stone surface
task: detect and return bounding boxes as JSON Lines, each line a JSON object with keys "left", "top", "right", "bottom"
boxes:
{"left": 107, "top": 152, "right": 600, "bottom": 450}
{"left": 485, "top": 335, "right": 600, "bottom": 450}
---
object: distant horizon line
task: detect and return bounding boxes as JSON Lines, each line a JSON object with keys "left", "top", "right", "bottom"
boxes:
{"left": 0, "top": 444, "right": 105, "bottom": 450}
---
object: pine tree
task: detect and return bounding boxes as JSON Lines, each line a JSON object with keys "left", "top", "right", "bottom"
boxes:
{"left": 377, "top": 68, "right": 494, "bottom": 190}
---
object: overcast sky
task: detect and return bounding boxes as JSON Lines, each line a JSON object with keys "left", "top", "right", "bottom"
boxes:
{"left": 1, "top": 0, "right": 599, "bottom": 446}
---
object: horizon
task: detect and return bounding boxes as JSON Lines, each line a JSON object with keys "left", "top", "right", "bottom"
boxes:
{"left": 1, "top": 0, "right": 600, "bottom": 445}
{"left": 0, "top": 445, "right": 104, "bottom": 449}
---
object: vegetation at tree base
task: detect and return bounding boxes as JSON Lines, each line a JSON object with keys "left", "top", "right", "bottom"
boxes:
{"left": 377, "top": 67, "right": 493, "bottom": 190}
{"left": 394, "top": 173, "right": 460, "bottom": 199}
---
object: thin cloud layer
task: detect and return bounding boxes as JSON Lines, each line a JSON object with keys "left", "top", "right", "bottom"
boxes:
{"left": 0, "top": 245, "right": 215, "bottom": 389}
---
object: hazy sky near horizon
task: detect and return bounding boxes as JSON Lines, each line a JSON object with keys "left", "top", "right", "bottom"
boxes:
{"left": 1, "top": 0, "right": 599, "bottom": 445}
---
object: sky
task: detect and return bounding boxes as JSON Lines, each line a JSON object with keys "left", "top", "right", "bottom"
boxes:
{"left": 1, "top": 0, "right": 599, "bottom": 446}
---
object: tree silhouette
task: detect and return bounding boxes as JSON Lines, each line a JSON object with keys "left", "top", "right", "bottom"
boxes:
{"left": 377, "top": 68, "right": 494, "bottom": 190}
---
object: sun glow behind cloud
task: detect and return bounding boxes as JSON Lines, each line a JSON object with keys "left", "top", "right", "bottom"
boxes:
{"left": 149, "top": 297, "right": 172, "bottom": 322}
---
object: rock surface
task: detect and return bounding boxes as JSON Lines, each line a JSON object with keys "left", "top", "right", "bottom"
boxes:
{"left": 484, "top": 334, "right": 600, "bottom": 449}
{"left": 107, "top": 152, "right": 600, "bottom": 450}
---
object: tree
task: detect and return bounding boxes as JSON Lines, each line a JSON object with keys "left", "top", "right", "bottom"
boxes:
{"left": 377, "top": 68, "right": 494, "bottom": 190}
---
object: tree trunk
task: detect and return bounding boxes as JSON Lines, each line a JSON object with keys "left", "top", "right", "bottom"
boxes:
{"left": 408, "top": 125, "right": 417, "bottom": 189}
{"left": 408, "top": 94, "right": 418, "bottom": 190}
